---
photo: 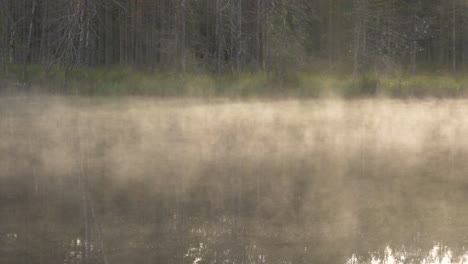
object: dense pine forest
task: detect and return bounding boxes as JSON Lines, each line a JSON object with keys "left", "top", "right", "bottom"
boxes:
{"left": 1, "top": 0, "right": 468, "bottom": 96}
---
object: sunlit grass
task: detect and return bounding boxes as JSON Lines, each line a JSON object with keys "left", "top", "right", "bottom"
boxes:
{"left": 2, "top": 64, "right": 468, "bottom": 98}
{"left": 378, "top": 74, "right": 468, "bottom": 98}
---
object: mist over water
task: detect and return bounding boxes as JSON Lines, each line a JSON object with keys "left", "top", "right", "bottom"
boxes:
{"left": 1, "top": 96, "right": 468, "bottom": 264}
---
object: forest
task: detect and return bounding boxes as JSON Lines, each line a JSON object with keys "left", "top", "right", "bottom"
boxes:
{"left": 1, "top": 0, "right": 468, "bottom": 96}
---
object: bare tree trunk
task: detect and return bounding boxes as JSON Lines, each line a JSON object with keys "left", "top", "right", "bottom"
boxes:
{"left": 361, "top": 10, "right": 366, "bottom": 71}
{"left": 352, "top": 0, "right": 362, "bottom": 77}
{"left": 215, "top": 0, "right": 220, "bottom": 74}
{"left": 452, "top": 0, "right": 456, "bottom": 72}
{"left": 229, "top": 0, "right": 236, "bottom": 73}
{"left": 256, "top": 0, "right": 261, "bottom": 72}
{"left": 411, "top": 42, "right": 417, "bottom": 74}
{"left": 335, "top": 0, "right": 342, "bottom": 60}
{"left": 216, "top": 0, "right": 224, "bottom": 74}
{"left": 160, "top": 0, "right": 166, "bottom": 71}
{"left": 83, "top": 0, "right": 90, "bottom": 78}
{"left": 5, "top": 0, "right": 12, "bottom": 70}
{"left": 328, "top": 0, "right": 334, "bottom": 66}
{"left": 264, "top": 0, "right": 270, "bottom": 78}
{"left": 40, "top": 0, "right": 48, "bottom": 68}
{"left": 9, "top": 27, "right": 14, "bottom": 65}
{"left": 172, "top": 2, "right": 178, "bottom": 76}
{"left": 181, "top": 0, "right": 186, "bottom": 81}
{"left": 0, "top": 1, "right": 7, "bottom": 72}
{"left": 236, "top": 0, "right": 242, "bottom": 74}
{"left": 22, "top": 0, "right": 36, "bottom": 82}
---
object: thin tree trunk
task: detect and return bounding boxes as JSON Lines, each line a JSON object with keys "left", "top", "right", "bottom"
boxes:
{"left": 40, "top": 0, "right": 48, "bottom": 68}
{"left": 9, "top": 21, "right": 14, "bottom": 65}
{"left": 452, "top": 0, "right": 456, "bottom": 72}
{"left": 353, "top": 0, "right": 362, "bottom": 77}
{"left": 328, "top": 0, "right": 334, "bottom": 65}
{"left": 216, "top": 0, "right": 224, "bottom": 74}
{"left": 83, "top": 0, "right": 90, "bottom": 78}
{"left": 215, "top": 0, "right": 220, "bottom": 74}
{"left": 236, "top": 0, "right": 242, "bottom": 74}
{"left": 256, "top": 0, "right": 261, "bottom": 71}
{"left": 181, "top": 0, "right": 186, "bottom": 81}
{"left": 159, "top": 0, "right": 165, "bottom": 70}
{"left": 1, "top": 0, "right": 10, "bottom": 72}
{"left": 264, "top": 0, "right": 270, "bottom": 78}
{"left": 411, "top": 42, "right": 417, "bottom": 74}
{"left": 22, "top": 0, "right": 36, "bottom": 82}
{"left": 229, "top": 0, "right": 236, "bottom": 73}
{"left": 335, "top": 0, "right": 342, "bottom": 60}
{"left": 173, "top": 2, "right": 178, "bottom": 76}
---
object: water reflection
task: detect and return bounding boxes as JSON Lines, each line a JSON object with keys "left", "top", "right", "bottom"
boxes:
{"left": 347, "top": 244, "right": 468, "bottom": 264}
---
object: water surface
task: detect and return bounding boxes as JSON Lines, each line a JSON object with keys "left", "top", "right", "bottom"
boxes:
{"left": 1, "top": 97, "right": 468, "bottom": 264}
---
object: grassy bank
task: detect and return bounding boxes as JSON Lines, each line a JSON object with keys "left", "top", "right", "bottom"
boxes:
{"left": 1, "top": 65, "right": 468, "bottom": 98}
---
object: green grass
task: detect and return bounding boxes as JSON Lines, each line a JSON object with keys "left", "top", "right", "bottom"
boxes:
{"left": 1, "top": 65, "right": 468, "bottom": 98}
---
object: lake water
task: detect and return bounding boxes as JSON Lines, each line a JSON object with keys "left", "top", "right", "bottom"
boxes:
{"left": 1, "top": 97, "right": 468, "bottom": 264}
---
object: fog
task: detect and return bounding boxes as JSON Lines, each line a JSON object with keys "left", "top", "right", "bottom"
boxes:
{"left": 1, "top": 96, "right": 468, "bottom": 264}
